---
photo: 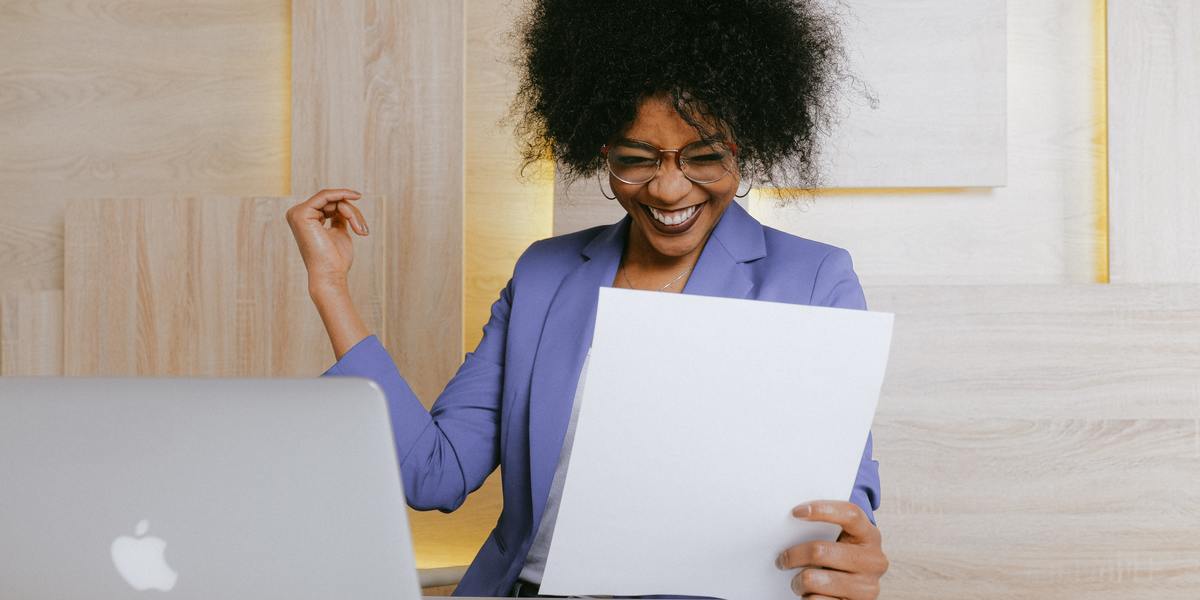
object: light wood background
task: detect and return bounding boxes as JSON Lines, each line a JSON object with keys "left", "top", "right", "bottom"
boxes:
{"left": 801, "top": 0, "right": 1008, "bottom": 187}
{"left": 62, "top": 196, "right": 384, "bottom": 376}
{"left": 2, "top": 0, "right": 1198, "bottom": 597}
{"left": 1108, "top": 0, "right": 1200, "bottom": 284}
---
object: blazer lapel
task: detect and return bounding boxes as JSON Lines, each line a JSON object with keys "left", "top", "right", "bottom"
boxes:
{"left": 527, "top": 217, "right": 626, "bottom": 528}
{"left": 680, "top": 201, "right": 763, "bottom": 299}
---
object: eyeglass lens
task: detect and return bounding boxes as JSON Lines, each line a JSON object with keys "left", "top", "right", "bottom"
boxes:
{"left": 607, "top": 140, "right": 734, "bottom": 185}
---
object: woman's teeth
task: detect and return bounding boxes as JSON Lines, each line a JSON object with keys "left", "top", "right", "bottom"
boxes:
{"left": 647, "top": 203, "right": 699, "bottom": 225}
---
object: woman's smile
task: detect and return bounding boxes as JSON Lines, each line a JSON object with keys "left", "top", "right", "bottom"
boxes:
{"left": 640, "top": 199, "right": 707, "bottom": 235}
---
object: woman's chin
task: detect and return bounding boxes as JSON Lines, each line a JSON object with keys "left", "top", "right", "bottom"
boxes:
{"left": 637, "top": 219, "right": 707, "bottom": 258}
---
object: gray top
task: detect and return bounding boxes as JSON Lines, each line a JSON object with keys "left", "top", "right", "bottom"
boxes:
{"left": 519, "top": 352, "right": 591, "bottom": 587}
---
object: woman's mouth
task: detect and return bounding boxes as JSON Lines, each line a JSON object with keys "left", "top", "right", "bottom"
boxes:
{"left": 641, "top": 200, "right": 705, "bottom": 235}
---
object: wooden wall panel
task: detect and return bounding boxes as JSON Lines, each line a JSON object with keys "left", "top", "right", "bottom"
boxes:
{"left": 815, "top": 0, "right": 1007, "bottom": 188}
{"left": 874, "top": 417, "right": 1200, "bottom": 598}
{"left": 62, "top": 197, "right": 385, "bottom": 376}
{"left": 0, "top": 1, "right": 289, "bottom": 377}
{"left": 865, "top": 283, "right": 1200, "bottom": 597}
{"left": 0, "top": 291, "right": 63, "bottom": 376}
{"left": 291, "top": 0, "right": 463, "bottom": 403}
{"left": 1108, "top": 0, "right": 1200, "bottom": 283}
{"left": 465, "top": 0, "right": 553, "bottom": 352}
{"left": 868, "top": 284, "right": 1200, "bottom": 420}
{"left": 0, "top": 0, "right": 289, "bottom": 294}
{"left": 292, "top": 0, "right": 468, "bottom": 569}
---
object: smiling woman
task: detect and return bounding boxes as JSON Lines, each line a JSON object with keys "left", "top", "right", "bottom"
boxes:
{"left": 287, "top": 1, "right": 884, "bottom": 598}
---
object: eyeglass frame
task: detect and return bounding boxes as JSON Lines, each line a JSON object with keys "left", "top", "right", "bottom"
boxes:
{"left": 600, "top": 137, "right": 740, "bottom": 186}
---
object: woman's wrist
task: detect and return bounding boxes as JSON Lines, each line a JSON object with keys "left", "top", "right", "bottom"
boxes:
{"left": 308, "top": 274, "right": 350, "bottom": 301}
{"left": 307, "top": 276, "right": 370, "bottom": 360}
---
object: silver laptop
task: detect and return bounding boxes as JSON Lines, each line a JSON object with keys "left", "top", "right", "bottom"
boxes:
{"left": 0, "top": 377, "right": 422, "bottom": 600}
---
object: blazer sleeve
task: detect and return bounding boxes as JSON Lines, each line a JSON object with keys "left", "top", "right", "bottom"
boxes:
{"left": 321, "top": 277, "right": 515, "bottom": 513}
{"left": 811, "top": 247, "right": 882, "bottom": 525}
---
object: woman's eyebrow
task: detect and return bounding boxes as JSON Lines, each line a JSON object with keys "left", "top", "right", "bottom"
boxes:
{"left": 615, "top": 136, "right": 707, "bottom": 148}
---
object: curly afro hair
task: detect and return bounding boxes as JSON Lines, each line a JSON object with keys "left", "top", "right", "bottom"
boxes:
{"left": 511, "top": 0, "right": 848, "bottom": 189}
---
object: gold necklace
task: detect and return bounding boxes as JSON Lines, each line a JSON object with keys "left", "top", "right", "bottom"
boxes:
{"left": 621, "top": 262, "right": 692, "bottom": 291}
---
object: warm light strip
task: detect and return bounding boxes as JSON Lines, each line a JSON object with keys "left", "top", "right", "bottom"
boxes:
{"left": 283, "top": 0, "right": 293, "bottom": 196}
{"left": 1092, "top": 0, "right": 1110, "bottom": 283}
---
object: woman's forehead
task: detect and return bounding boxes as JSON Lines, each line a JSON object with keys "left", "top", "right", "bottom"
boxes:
{"left": 620, "top": 95, "right": 720, "bottom": 147}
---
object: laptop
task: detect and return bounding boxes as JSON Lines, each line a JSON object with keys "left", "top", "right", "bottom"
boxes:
{"left": 0, "top": 377, "right": 423, "bottom": 600}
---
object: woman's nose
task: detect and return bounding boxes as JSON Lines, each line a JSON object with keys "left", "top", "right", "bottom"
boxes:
{"left": 646, "top": 156, "right": 691, "bottom": 204}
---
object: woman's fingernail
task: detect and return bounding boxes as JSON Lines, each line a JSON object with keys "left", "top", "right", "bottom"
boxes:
{"left": 775, "top": 553, "right": 785, "bottom": 570}
{"left": 792, "top": 504, "right": 812, "bottom": 518}
{"left": 362, "top": 221, "right": 369, "bottom": 234}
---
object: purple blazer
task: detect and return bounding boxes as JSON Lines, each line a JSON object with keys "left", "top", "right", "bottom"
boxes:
{"left": 322, "top": 200, "right": 881, "bottom": 597}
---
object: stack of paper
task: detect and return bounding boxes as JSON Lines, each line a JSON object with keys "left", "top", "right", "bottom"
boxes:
{"left": 540, "top": 287, "right": 894, "bottom": 600}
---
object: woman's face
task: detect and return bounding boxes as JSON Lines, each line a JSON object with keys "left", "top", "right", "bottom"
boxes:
{"left": 610, "top": 96, "right": 739, "bottom": 262}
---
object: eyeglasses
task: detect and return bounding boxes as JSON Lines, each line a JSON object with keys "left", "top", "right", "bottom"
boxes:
{"left": 601, "top": 138, "right": 739, "bottom": 185}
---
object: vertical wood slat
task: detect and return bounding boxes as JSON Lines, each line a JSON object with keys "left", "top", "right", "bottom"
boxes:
{"left": 1108, "top": 0, "right": 1200, "bottom": 283}
{"left": 291, "top": 0, "right": 464, "bottom": 403}
{"left": 292, "top": 0, "right": 467, "bottom": 569}
{"left": 62, "top": 196, "right": 384, "bottom": 376}
{"left": 0, "top": 291, "right": 63, "bottom": 376}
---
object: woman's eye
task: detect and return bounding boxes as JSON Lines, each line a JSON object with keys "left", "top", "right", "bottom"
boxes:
{"left": 616, "top": 156, "right": 655, "bottom": 166}
{"left": 686, "top": 153, "right": 724, "bottom": 163}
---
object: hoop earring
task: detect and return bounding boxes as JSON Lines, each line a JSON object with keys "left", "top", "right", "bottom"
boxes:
{"left": 598, "top": 172, "right": 616, "bottom": 200}
{"left": 734, "top": 177, "right": 753, "bottom": 199}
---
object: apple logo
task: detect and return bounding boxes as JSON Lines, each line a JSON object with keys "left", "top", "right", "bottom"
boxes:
{"left": 110, "top": 519, "right": 179, "bottom": 592}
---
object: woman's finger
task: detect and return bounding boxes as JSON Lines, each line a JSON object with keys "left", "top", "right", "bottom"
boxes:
{"left": 777, "top": 540, "right": 876, "bottom": 573}
{"left": 304, "top": 188, "right": 362, "bottom": 211}
{"left": 333, "top": 198, "right": 369, "bottom": 235}
{"left": 790, "top": 567, "right": 878, "bottom": 599}
{"left": 792, "top": 501, "right": 880, "bottom": 545}
{"left": 286, "top": 189, "right": 362, "bottom": 229}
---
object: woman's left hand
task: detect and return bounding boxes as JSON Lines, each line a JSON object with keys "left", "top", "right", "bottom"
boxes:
{"left": 775, "top": 500, "right": 889, "bottom": 599}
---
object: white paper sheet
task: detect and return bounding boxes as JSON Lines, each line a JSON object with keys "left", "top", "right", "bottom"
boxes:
{"left": 539, "top": 287, "right": 894, "bottom": 600}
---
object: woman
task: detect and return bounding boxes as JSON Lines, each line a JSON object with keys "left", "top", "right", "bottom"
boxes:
{"left": 286, "top": 1, "right": 887, "bottom": 598}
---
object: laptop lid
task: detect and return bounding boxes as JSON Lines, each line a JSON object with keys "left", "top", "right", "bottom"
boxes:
{"left": 0, "top": 377, "right": 421, "bottom": 600}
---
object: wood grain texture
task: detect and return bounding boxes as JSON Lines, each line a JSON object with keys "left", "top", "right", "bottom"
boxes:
{"left": 840, "top": 284, "right": 1200, "bottom": 597}
{"left": 868, "top": 284, "right": 1200, "bottom": 420}
{"left": 465, "top": 0, "right": 553, "bottom": 353}
{"left": 0, "top": 290, "right": 63, "bottom": 375}
{"left": 0, "top": 1, "right": 289, "bottom": 293}
{"left": 291, "top": 0, "right": 464, "bottom": 403}
{"left": 62, "top": 196, "right": 384, "bottom": 376}
{"left": 873, "top": 417, "right": 1200, "bottom": 598}
{"left": 292, "top": 0, "right": 468, "bottom": 569}
{"left": 553, "top": 0, "right": 1103, "bottom": 288}
{"left": 1108, "top": 0, "right": 1200, "bottom": 283}
{"left": 813, "top": 0, "right": 1007, "bottom": 187}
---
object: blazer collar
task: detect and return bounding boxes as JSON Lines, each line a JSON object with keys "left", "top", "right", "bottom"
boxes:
{"left": 526, "top": 200, "right": 765, "bottom": 531}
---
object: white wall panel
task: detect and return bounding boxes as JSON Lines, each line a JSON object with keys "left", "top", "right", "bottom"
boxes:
{"left": 749, "top": 0, "right": 1102, "bottom": 285}
{"left": 1108, "top": 0, "right": 1200, "bottom": 283}
{"left": 814, "top": 0, "right": 1007, "bottom": 188}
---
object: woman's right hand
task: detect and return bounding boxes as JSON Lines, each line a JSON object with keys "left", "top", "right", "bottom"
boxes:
{"left": 285, "top": 188, "right": 369, "bottom": 291}
{"left": 286, "top": 188, "right": 371, "bottom": 359}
